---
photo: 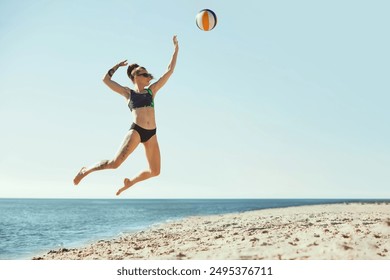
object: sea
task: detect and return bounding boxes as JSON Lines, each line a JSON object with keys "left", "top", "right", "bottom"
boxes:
{"left": 0, "top": 198, "right": 388, "bottom": 260}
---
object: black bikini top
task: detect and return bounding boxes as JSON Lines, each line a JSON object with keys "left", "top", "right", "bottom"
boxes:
{"left": 128, "top": 88, "right": 154, "bottom": 111}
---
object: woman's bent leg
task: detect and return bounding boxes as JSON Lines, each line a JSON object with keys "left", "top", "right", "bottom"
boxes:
{"left": 73, "top": 130, "right": 141, "bottom": 185}
{"left": 116, "top": 135, "right": 160, "bottom": 195}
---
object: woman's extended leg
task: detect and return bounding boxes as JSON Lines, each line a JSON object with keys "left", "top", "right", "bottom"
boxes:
{"left": 116, "top": 135, "right": 161, "bottom": 195}
{"left": 73, "top": 130, "right": 141, "bottom": 185}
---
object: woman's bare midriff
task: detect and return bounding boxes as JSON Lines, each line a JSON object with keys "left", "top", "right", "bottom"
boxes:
{"left": 132, "top": 107, "right": 156, "bottom": 129}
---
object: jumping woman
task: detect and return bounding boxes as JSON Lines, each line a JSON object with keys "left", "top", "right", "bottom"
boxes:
{"left": 73, "top": 35, "right": 179, "bottom": 196}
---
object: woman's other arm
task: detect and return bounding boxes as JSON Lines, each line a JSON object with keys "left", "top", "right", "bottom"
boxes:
{"left": 102, "top": 60, "right": 130, "bottom": 99}
{"left": 149, "top": 36, "right": 179, "bottom": 96}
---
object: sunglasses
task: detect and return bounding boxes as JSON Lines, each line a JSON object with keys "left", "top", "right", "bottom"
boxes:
{"left": 136, "top": 72, "right": 153, "bottom": 78}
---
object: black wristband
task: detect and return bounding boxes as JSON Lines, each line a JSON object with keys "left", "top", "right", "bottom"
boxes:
{"left": 108, "top": 68, "right": 115, "bottom": 77}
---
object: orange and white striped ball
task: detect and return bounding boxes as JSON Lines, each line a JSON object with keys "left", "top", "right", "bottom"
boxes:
{"left": 196, "top": 9, "right": 217, "bottom": 31}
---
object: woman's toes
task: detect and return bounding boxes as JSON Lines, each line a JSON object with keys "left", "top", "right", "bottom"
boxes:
{"left": 73, "top": 167, "right": 86, "bottom": 185}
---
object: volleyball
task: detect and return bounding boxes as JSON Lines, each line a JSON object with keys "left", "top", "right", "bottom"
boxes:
{"left": 196, "top": 9, "right": 217, "bottom": 31}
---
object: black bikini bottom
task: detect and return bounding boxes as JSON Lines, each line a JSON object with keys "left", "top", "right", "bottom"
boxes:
{"left": 130, "top": 123, "right": 156, "bottom": 143}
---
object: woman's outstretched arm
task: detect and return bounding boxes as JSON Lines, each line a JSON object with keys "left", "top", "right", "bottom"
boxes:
{"left": 102, "top": 60, "right": 130, "bottom": 99}
{"left": 149, "top": 35, "right": 179, "bottom": 96}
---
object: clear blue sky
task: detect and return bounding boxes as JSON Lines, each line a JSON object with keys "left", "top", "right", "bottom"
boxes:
{"left": 0, "top": 0, "right": 389, "bottom": 199}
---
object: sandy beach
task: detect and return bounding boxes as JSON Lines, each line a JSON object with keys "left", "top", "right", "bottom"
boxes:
{"left": 33, "top": 203, "right": 390, "bottom": 260}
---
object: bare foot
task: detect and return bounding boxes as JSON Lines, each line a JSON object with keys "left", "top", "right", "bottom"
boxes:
{"left": 116, "top": 178, "right": 133, "bottom": 196}
{"left": 73, "top": 167, "right": 87, "bottom": 185}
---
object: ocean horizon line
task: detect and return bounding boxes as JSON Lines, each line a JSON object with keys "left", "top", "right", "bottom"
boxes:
{"left": 1, "top": 197, "right": 389, "bottom": 201}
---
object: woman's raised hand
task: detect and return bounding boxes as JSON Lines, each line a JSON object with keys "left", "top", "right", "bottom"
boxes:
{"left": 173, "top": 35, "right": 178, "bottom": 49}
{"left": 117, "top": 60, "right": 128, "bottom": 67}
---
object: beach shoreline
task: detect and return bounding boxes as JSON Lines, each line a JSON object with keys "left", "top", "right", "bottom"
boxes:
{"left": 33, "top": 202, "right": 390, "bottom": 260}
